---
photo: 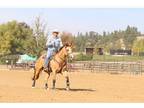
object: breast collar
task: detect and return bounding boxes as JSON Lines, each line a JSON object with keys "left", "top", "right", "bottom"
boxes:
{"left": 53, "top": 55, "right": 67, "bottom": 67}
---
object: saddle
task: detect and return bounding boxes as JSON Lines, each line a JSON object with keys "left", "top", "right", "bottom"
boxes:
{"left": 42, "top": 53, "right": 67, "bottom": 73}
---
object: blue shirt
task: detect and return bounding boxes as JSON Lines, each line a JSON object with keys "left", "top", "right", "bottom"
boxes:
{"left": 46, "top": 35, "right": 63, "bottom": 52}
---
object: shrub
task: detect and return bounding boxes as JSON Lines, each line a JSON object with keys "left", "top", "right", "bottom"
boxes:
{"left": 75, "top": 53, "right": 93, "bottom": 61}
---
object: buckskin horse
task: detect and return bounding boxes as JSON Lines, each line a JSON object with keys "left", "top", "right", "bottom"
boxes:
{"left": 32, "top": 43, "right": 73, "bottom": 90}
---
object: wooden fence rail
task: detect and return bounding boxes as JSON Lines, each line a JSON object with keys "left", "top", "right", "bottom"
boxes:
{"left": 68, "top": 61, "right": 144, "bottom": 75}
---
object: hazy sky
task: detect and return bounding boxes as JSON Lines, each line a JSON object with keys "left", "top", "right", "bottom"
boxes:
{"left": 0, "top": 8, "right": 144, "bottom": 35}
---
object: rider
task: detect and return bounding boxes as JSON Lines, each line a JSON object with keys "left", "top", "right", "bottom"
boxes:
{"left": 43, "top": 29, "right": 63, "bottom": 71}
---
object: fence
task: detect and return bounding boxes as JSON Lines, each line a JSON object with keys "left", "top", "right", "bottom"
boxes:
{"left": 68, "top": 61, "right": 144, "bottom": 75}
{"left": 2, "top": 59, "right": 144, "bottom": 75}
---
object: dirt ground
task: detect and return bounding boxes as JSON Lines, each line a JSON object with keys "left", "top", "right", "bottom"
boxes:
{"left": 0, "top": 68, "right": 144, "bottom": 102}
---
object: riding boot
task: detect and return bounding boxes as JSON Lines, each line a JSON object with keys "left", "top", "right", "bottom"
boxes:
{"left": 43, "top": 61, "right": 50, "bottom": 72}
{"left": 44, "top": 67, "right": 48, "bottom": 72}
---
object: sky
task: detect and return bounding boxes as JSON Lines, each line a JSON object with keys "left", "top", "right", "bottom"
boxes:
{"left": 0, "top": 8, "right": 144, "bottom": 35}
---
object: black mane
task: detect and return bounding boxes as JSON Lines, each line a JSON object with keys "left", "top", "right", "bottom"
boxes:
{"left": 57, "top": 45, "right": 65, "bottom": 53}
{"left": 57, "top": 43, "right": 71, "bottom": 53}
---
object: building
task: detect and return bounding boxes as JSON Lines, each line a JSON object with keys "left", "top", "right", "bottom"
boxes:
{"left": 97, "top": 48, "right": 104, "bottom": 55}
{"left": 110, "top": 49, "right": 132, "bottom": 55}
{"left": 85, "top": 47, "right": 94, "bottom": 55}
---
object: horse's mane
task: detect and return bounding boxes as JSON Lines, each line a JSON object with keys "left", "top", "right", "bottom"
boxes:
{"left": 57, "top": 45, "right": 65, "bottom": 53}
{"left": 57, "top": 43, "right": 71, "bottom": 53}
{"left": 41, "top": 46, "right": 64, "bottom": 59}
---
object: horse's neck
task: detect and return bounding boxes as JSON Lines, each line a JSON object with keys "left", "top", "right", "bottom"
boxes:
{"left": 56, "top": 47, "right": 67, "bottom": 60}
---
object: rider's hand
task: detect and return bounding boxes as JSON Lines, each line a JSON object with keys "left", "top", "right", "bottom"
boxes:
{"left": 53, "top": 52, "right": 57, "bottom": 56}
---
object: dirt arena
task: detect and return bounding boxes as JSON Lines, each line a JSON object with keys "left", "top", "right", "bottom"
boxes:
{"left": 0, "top": 67, "right": 144, "bottom": 102}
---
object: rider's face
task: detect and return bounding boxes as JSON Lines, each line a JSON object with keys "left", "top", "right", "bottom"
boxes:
{"left": 52, "top": 32, "right": 59, "bottom": 37}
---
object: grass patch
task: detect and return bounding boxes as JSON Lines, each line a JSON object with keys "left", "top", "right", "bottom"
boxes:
{"left": 75, "top": 53, "right": 93, "bottom": 61}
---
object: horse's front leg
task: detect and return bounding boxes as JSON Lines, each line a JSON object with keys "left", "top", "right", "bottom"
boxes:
{"left": 44, "top": 72, "right": 50, "bottom": 89}
{"left": 32, "top": 69, "right": 39, "bottom": 88}
{"left": 32, "top": 77, "right": 36, "bottom": 88}
{"left": 64, "top": 70, "right": 70, "bottom": 91}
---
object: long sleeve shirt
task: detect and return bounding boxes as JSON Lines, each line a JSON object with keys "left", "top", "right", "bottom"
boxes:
{"left": 46, "top": 35, "right": 63, "bottom": 52}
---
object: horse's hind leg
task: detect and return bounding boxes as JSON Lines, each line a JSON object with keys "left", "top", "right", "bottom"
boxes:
{"left": 32, "top": 69, "right": 36, "bottom": 88}
{"left": 44, "top": 73, "right": 50, "bottom": 89}
{"left": 32, "top": 68, "right": 41, "bottom": 88}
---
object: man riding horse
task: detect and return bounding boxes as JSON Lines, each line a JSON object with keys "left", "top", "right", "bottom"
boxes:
{"left": 32, "top": 29, "right": 73, "bottom": 90}
{"left": 43, "top": 29, "right": 63, "bottom": 72}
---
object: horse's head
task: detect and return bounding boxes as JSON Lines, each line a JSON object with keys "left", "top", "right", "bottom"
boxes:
{"left": 63, "top": 42, "right": 74, "bottom": 60}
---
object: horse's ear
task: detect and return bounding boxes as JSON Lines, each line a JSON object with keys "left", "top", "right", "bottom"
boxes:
{"left": 64, "top": 42, "right": 69, "bottom": 47}
{"left": 68, "top": 42, "right": 73, "bottom": 47}
{"left": 64, "top": 42, "right": 73, "bottom": 46}
{"left": 70, "top": 42, "right": 73, "bottom": 46}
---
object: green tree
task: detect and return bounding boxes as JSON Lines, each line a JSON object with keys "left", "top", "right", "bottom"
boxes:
{"left": 123, "top": 26, "right": 140, "bottom": 49}
{"left": 133, "top": 39, "right": 144, "bottom": 55}
{"left": 0, "top": 21, "right": 33, "bottom": 55}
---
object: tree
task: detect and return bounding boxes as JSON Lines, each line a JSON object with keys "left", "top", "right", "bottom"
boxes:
{"left": 32, "top": 16, "right": 47, "bottom": 56}
{"left": 73, "top": 25, "right": 141, "bottom": 53}
{"left": 132, "top": 39, "right": 144, "bottom": 55}
{"left": 0, "top": 20, "right": 33, "bottom": 55}
{"left": 61, "top": 32, "right": 74, "bottom": 44}
{"left": 123, "top": 26, "right": 140, "bottom": 49}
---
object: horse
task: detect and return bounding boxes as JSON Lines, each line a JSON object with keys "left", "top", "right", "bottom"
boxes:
{"left": 32, "top": 43, "right": 73, "bottom": 90}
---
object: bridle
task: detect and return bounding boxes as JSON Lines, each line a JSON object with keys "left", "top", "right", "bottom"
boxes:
{"left": 53, "top": 46, "right": 70, "bottom": 67}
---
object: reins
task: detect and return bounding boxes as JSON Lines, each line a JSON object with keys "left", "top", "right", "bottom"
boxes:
{"left": 52, "top": 47, "right": 67, "bottom": 67}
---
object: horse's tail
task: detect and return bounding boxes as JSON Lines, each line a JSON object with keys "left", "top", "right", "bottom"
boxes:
{"left": 32, "top": 65, "right": 44, "bottom": 80}
{"left": 32, "top": 54, "right": 45, "bottom": 80}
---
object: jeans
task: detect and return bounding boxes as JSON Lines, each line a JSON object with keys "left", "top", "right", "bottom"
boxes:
{"left": 43, "top": 48, "right": 54, "bottom": 68}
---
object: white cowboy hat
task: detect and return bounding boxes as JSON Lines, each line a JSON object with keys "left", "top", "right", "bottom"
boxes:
{"left": 52, "top": 29, "right": 59, "bottom": 33}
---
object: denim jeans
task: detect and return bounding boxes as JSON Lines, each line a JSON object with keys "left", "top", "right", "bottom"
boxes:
{"left": 43, "top": 48, "right": 54, "bottom": 68}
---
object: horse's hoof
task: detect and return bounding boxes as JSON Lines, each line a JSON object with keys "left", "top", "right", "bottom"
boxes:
{"left": 66, "top": 87, "right": 70, "bottom": 91}
{"left": 32, "top": 86, "right": 35, "bottom": 88}
{"left": 44, "top": 83, "right": 48, "bottom": 90}
{"left": 52, "top": 87, "right": 55, "bottom": 90}
{"left": 45, "top": 87, "right": 49, "bottom": 90}
{"left": 44, "top": 87, "right": 49, "bottom": 90}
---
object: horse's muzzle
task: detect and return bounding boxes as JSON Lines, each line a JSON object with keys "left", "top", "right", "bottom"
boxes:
{"left": 69, "top": 53, "right": 74, "bottom": 60}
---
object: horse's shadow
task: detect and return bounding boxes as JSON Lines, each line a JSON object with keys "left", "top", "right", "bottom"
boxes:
{"left": 56, "top": 88, "right": 95, "bottom": 92}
